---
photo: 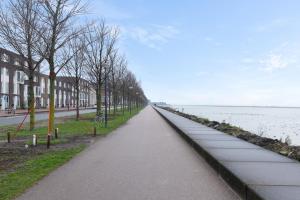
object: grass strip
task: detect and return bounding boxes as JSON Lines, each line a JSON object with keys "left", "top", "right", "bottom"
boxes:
{"left": 0, "top": 146, "right": 85, "bottom": 200}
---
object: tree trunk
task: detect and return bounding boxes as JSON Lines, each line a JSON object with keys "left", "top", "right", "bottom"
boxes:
{"left": 113, "top": 88, "right": 116, "bottom": 115}
{"left": 113, "top": 93, "right": 116, "bottom": 115}
{"left": 48, "top": 70, "right": 55, "bottom": 135}
{"left": 122, "top": 85, "right": 125, "bottom": 115}
{"left": 108, "top": 89, "right": 111, "bottom": 115}
{"left": 76, "top": 84, "right": 79, "bottom": 121}
{"left": 28, "top": 75, "right": 35, "bottom": 131}
{"left": 104, "top": 74, "right": 108, "bottom": 128}
{"left": 96, "top": 85, "right": 101, "bottom": 116}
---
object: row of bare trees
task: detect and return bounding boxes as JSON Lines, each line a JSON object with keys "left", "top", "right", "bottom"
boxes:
{"left": 0, "top": 0, "right": 147, "bottom": 134}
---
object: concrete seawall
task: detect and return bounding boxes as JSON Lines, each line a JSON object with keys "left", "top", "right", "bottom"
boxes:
{"left": 154, "top": 106, "right": 300, "bottom": 200}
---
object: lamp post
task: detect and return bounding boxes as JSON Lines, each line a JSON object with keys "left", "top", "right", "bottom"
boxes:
{"left": 129, "top": 86, "right": 133, "bottom": 114}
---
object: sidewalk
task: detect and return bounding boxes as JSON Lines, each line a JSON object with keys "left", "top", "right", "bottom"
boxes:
{"left": 16, "top": 106, "right": 239, "bottom": 200}
{"left": 0, "top": 107, "right": 95, "bottom": 117}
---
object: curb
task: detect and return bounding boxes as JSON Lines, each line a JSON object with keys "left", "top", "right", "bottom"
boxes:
{"left": 153, "top": 106, "right": 264, "bottom": 200}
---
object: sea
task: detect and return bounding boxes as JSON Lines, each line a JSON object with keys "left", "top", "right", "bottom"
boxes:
{"left": 171, "top": 105, "right": 300, "bottom": 146}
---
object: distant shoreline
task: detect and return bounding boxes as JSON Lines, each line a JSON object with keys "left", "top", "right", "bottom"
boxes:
{"left": 171, "top": 105, "right": 300, "bottom": 109}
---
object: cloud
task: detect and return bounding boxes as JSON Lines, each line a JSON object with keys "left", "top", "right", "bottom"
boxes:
{"left": 259, "top": 43, "right": 299, "bottom": 72}
{"left": 241, "top": 43, "right": 300, "bottom": 72}
{"left": 259, "top": 54, "right": 288, "bottom": 71}
{"left": 124, "top": 25, "right": 179, "bottom": 49}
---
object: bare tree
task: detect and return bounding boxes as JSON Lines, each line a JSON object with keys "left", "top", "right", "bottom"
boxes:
{"left": 85, "top": 21, "right": 119, "bottom": 117}
{"left": 118, "top": 62, "right": 128, "bottom": 114}
{"left": 62, "top": 34, "right": 86, "bottom": 120}
{"left": 36, "top": 0, "right": 86, "bottom": 134}
{"left": 110, "top": 53, "right": 127, "bottom": 115}
{"left": 0, "top": 0, "right": 46, "bottom": 130}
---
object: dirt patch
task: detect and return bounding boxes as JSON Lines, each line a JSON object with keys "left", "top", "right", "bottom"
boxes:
{"left": 0, "top": 134, "right": 97, "bottom": 173}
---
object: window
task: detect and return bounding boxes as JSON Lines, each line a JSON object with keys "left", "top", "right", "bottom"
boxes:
{"left": 41, "top": 78, "right": 46, "bottom": 94}
{"left": 33, "top": 75, "right": 38, "bottom": 82}
{"left": 24, "top": 61, "right": 28, "bottom": 67}
{"left": 14, "top": 59, "right": 21, "bottom": 66}
{"left": 24, "top": 74, "right": 28, "bottom": 81}
{"left": 58, "top": 90, "right": 62, "bottom": 107}
{"left": 1, "top": 53, "right": 9, "bottom": 62}
{"left": 23, "top": 85, "right": 28, "bottom": 108}
{"left": 13, "top": 71, "right": 20, "bottom": 95}
{"left": 1, "top": 68, "right": 9, "bottom": 94}
{"left": 16, "top": 71, "right": 25, "bottom": 84}
{"left": 35, "top": 86, "right": 41, "bottom": 97}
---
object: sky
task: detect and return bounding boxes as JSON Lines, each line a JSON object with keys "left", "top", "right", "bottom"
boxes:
{"left": 85, "top": 0, "right": 300, "bottom": 106}
{"left": 88, "top": 0, "right": 300, "bottom": 106}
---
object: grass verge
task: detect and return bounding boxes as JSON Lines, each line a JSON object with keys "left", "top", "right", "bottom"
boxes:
{"left": 0, "top": 146, "right": 84, "bottom": 200}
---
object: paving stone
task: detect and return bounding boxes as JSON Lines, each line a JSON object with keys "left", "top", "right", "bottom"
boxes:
{"left": 185, "top": 130, "right": 224, "bottom": 135}
{"left": 195, "top": 140, "right": 260, "bottom": 149}
{"left": 222, "top": 161, "right": 300, "bottom": 185}
{"left": 189, "top": 134, "right": 240, "bottom": 141}
{"left": 209, "top": 148, "right": 294, "bottom": 162}
{"left": 249, "top": 185, "right": 300, "bottom": 200}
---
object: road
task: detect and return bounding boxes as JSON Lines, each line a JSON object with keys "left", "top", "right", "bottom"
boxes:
{"left": 0, "top": 109, "right": 96, "bottom": 126}
{"left": 17, "top": 106, "right": 239, "bottom": 200}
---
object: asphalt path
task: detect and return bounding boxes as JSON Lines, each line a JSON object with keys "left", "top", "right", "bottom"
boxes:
{"left": 16, "top": 106, "right": 239, "bottom": 200}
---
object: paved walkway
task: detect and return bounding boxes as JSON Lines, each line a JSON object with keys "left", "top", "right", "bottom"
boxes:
{"left": 17, "top": 106, "right": 239, "bottom": 200}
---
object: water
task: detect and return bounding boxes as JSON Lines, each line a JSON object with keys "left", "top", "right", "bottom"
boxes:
{"left": 171, "top": 105, "right": 300, "bottom": 146}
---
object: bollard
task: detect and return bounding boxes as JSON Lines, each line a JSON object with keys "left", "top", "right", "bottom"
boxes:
{"left": 7, "top": 132, "right": 10, "bottom": 143}
{"left": 47, "top": 134, "right": 51, "bottom": 149}
{"left": 33, "top": 134, "right": 37, "bottom": 146}
{"left": 93, "top": 127, "right": 96, "bottom": 137}
{"left": 55, "top": 128, "right": 58, "bottom": 139}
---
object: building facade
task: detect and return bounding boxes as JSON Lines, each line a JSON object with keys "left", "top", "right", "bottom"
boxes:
{"left": 0, "top": 48, "right": 96, "bottom": 110}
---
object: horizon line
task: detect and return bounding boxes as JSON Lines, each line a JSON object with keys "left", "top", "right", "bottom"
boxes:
{"left": 169, "top": 104, "right": 300, "bottom": 109}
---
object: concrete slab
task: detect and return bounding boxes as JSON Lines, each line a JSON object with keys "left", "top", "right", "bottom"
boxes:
{"left": 185, "top": 130, "right": 224, "bottom": 135}
{"left": 209, "top": 148, "right": 295, "bottom": 162}
{"left": 195, "top": 140, "right": 260, "bottom": 149}
{"left": 222, "top": 161, "right": 300, "bottom": 185}
{"left": 248, "top": 185, "right": 300, "bottom": 200}
{"left": 189, "top": 134, "right": 240, "bottom": 141}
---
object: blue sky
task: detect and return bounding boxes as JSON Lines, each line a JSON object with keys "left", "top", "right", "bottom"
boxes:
{"left": 89, "top": 0, "right": 300, "bottom": 106}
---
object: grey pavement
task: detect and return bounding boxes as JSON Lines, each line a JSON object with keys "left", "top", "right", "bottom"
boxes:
{"left": 0, "top": 109, "right": 95, "bottom": 126}
{"left": 16, "top": 106, "right": 239, "bottom": 200}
